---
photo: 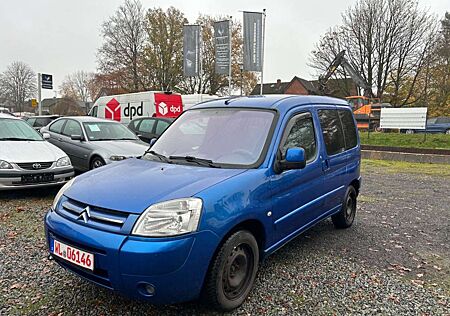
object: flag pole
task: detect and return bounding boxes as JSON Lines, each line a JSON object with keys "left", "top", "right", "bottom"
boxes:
{"left": 228, "top": 17, "right": 233, "bottom": 96}
{"left": 260, "top": 9, "right": 266, "bottom": 95}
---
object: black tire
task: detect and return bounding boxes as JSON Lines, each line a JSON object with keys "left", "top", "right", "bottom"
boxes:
{"left": 90, "top": 156, "right": 105, "bottom": 170}
{"left": 332, "top": 186, "right": 357, "bottom": 229}
{"left": 203, "top": 230, "right": 259, "bottom": 311}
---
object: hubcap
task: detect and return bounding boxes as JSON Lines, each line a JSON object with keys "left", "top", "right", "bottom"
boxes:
{"left": 222, "top": 244, "right": 254, "bottom": 300}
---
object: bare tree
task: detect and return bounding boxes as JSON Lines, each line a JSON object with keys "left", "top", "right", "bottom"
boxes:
{"left": 309, "top": 0, "right": 438, "bottom": 106}
{"left": 97, "top": 0, "right": 147, "bottom": 92}
{"left": 60, "top": 71, "right": 99, "bottom": 103}
{"left": 0, "top": 61, "right": 36, "bottom": 112}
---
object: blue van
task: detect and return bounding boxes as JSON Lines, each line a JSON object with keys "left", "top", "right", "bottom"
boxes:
{"left": 45, "top": 95, "right": 361, "bottom": 311}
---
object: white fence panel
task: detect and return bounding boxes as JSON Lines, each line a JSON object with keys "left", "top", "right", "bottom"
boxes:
{"left": 380, "top": 108, "right": 427, "bottom": 130}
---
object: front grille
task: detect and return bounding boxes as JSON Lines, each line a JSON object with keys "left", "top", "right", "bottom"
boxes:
{"left": 54, "top": 257, "right": 113, "bottom": 289}
{"left": 17, "top": 161, "right": 53, "bottom": 170}
{"left": 56, "top": 198, "right": 129, "bottom": 234}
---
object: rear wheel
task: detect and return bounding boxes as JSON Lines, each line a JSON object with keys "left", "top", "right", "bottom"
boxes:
{"left": 90, "top": 157, "right": 105, "bottom": 169}
{"left": 405, "top": 129, "right": 415, "bottom": 134}
{"left": 445, "top": 129, "right": 450, "bottom": 135}
{"left": 332, "top": 186, "right": 357, "bottom": 229}
{"left": 203, "top": 230, "right": 259, "bottom": 311}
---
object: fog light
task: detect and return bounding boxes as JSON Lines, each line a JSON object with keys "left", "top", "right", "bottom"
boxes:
{"left": 137, "top": 282, "right": 156, "bottom": 297}
{"left": 145, "top": 284, "right": 155, "bottom": 295}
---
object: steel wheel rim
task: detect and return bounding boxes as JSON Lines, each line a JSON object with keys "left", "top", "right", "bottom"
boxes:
{"left": 345, "top": 195, "right": 356, "bottom": 222}
{"left": 222, "top": 244, "right": 254, "bottom": 300}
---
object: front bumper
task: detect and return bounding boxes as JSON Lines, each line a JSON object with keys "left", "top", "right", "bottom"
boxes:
{"left": 44, "top": 209, "right": 220, "bottom": 304}
{"left": 0, "top": 167, "right": 74, "bottom": 190}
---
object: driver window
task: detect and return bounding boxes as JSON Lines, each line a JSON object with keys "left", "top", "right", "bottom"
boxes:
{"left": 280, "top": 112, "right": 317, "bottom": 162}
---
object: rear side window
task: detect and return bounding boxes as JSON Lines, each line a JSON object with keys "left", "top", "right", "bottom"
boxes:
{"left": 338, "top": 110, "right": 358, "bottom": 150}
{"left": 138, "top": 119, "right": 156, "bottom": 133}
{"left": 26, "top": 118, "right": 36, "bottom": 126}
{"left": 281, "top": 113, "right": 317, "bottom": 162}
{"left": 62, "top": 120, "right": 82, "bottom": 136}
{"left": 318, "top": 109, "right": 345, "bottom": 156}
{"left": 155, "top": 120, "right": 170, "bottom": 135}
{"left": 49, "top": 119, "right": 66, "bottom": 134}
{"left": 129, "top": 119, "right": 140, "bottom": 130}
{"left": 35, "top": 118, "right": 51, "bottom": 127}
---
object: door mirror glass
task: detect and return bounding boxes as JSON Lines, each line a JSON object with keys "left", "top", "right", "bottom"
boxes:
{"left": 277, "top": 147, "right": 306, "bottom": 173}
{"left": 42, "top": 132, "right": 50, "bottom": 140}
{"left": 149, "top": 137, "right": 157, "bottom": 146}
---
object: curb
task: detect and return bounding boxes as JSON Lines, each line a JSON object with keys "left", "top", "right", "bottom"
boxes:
{"left": 361, "top": 150, "right": 450, "bottom": 164}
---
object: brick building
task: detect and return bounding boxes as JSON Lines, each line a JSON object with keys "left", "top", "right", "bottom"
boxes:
{"left": 250, "top": 76, "right": 358, "bottom": 98}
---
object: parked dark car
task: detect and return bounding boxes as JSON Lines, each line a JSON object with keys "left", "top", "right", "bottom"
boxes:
{"left": 128, "top": 117, "right": 174, "bottom": 143}
{"left": 24, "top": 115, "right": 61, "bottom": 132}
{"left": 404, "top": 116, "right": 450, "bottom": 134}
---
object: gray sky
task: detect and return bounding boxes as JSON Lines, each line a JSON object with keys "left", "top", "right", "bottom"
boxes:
{"left": 0, "top": 0, "right": 448, "bottom": 99}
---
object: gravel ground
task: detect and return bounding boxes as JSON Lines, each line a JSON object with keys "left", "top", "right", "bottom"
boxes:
{"left": 0, "top": 161, "right": 449, "bottom": 315}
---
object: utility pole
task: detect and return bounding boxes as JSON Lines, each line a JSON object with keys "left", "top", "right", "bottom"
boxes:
{"left": 38, "top": 73, "right": 42, "bottom": 115}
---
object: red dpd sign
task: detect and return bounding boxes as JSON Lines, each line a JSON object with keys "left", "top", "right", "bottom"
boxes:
{"left": 155, "top": 93, "right": 183, "bottom": 118}
{"left": 105, "top": 98, "right": 121, "bottom": 122}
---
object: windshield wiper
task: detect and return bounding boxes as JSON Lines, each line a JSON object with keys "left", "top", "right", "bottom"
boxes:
{"left": 168, "top": 155, "right": 221, "bottom": 168}
{"left": 0, "top": 137, "right": 37, "bottom": 141}
{"left": 145, "top": 150, "right": 172, "bottom": 163}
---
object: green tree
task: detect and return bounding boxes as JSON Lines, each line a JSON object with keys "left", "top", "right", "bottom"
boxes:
{"left": 144, "top": 7, "right": 187, "bottom": 91}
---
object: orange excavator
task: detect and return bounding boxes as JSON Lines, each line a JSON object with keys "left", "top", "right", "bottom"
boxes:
{"left": 318, "top": 50, "right": 384, "bottom": 130}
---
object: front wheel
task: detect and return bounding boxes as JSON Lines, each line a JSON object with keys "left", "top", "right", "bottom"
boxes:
{"left": 405, "top": 129, "right": 415, "bottom": 134}
{"left": 90, "top": 157, "right": 105, "bottom": 169}
{"left": 203, "top": 230, "right": 259, "bottom": 311}
{"left": 332, "top": 186, "right": 357, "bottom": 229}
{"left": 445, "top": 129, "right": 450, "bottom": 135}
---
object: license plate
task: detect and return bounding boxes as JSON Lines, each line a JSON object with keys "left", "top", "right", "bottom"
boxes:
{"left": 21, "top": 173, "right": 54, "bottom": 184}
{"left": 51, "top": 239, "right": 94, "bottom": 271}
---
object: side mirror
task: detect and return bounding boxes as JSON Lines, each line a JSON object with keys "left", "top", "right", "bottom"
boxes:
{"left": 71, "top": 134, "right": 84, "bottom": 141}
{"left": 275, "top": 147, "right": 306, "bottom": 173}
{"left": 42, "top": 132, "right": 50, "bottom": 140}
{"left": 149, "top": 138, "right": 157, "bottom": 146}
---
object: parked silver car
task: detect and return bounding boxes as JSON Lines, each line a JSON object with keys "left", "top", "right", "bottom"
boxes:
{"left": 0, "top": 114, "right": 74, "bottom": 190}
{"left": 40, "top": 117, "right": 149, "bottom": 171}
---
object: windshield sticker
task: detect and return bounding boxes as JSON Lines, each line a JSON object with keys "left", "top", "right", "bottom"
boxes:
{"left": 87, "top": 124, "right": 100, "bottom": 132}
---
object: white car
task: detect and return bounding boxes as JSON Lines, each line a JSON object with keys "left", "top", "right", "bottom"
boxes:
{"left": 0, "top": 114, "right": 74, "bottom": 190}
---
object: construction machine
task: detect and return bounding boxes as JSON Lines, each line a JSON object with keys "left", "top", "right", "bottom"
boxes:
{"left": 318, "top": 50, "right": 383, "bottom": 130}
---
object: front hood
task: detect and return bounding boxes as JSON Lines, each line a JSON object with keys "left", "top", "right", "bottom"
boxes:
{"left": 0, "top": 141, "right": 66, "bottom": 163}
{"left": 65, "top": 158, "right": 246, "bottom": 214}
{"left": 91, "top": 140, "right": 149, "bottom": 157}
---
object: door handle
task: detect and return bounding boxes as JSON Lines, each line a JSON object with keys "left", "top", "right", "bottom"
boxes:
{"left": 322, "top": 159, "right": 330, "bottom": 171}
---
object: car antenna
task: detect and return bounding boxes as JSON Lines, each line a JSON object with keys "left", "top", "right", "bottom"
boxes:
{"left": 224, "top": 96, "right": 242, "bottom": 105}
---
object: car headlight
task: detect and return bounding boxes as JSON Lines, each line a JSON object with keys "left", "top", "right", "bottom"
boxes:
{"left": 132, "top": 198, "right": 203, "bottom": 237}
{"left": 52, "top": 178, "right": 75, "bottom": 211}
{"left": 110, "top": 155, "right": 127, "bottom": 161}
{"left": 56, "top": 156, "right": 71, "bottom": 167}
{"left": 0, "top": 160, "right": 13, "bottom": 169}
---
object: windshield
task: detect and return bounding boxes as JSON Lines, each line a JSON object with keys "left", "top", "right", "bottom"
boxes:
{"left": 83, "top": 121, "right": 138, "bottom": 141}
{"left": 147, "top": 108, "right": 275, "bottom": 167}
{"left": 0, "top": 118, "right": 43, "bottom": 141}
